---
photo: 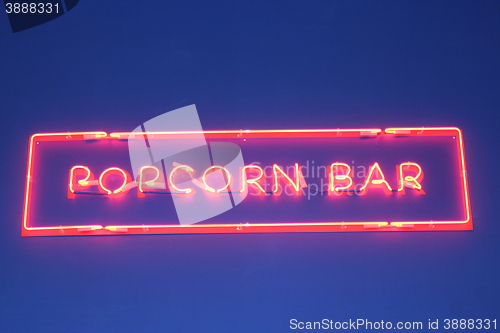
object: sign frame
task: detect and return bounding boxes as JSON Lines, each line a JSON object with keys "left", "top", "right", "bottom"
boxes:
{"left": 22, "top": 127, "right": 472, "bottom": 236}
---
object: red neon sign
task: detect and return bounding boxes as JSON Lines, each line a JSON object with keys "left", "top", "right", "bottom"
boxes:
{"left": 22, "top": 127, "right": 472, "bottom": 236}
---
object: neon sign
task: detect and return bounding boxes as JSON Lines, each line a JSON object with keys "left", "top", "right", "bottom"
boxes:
{"left": 22, "top": 127, "right": 472, "bottom": 236}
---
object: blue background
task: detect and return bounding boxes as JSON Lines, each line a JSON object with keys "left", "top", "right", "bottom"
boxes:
{"left": 0, "top": 1, "right": 498, "bottom": 332}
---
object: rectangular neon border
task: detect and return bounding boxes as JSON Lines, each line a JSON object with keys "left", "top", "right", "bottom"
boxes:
{"left": 22, "top": 127, "right": 472, "bottom": 236}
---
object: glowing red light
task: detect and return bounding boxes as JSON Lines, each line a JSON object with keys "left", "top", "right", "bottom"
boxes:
{"left": 22, "top": 128, "right": 472, "bottom": 236}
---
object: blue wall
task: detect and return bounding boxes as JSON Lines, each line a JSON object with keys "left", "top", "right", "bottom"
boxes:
{"left": 0, "top": 1, "right": 498, "bottom": 331}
